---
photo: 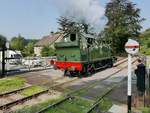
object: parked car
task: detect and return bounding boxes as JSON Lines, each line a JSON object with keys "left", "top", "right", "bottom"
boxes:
{"left": 22, "top": 57, "right": 42, "bottom": 67}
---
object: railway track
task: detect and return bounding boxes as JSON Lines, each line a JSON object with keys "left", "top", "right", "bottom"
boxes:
{"left": 35, "top": 58, "right": 137, "bottom": 113}
{"left": 85, "top": 80, "right": 127, "bottom": 113}
{"left": 0, "top": 58, "right": 136, "bottom": 112}
{"left": 113, "top": 58, "right": 128, "bottom": 67}
{"left": 0, "top": 77, "right": 78, "bottom": 111}
{"left": 36, "top": 81, "right": 125, "bottom": 113}
{"left": 0, "top": 76, "right": 68, "bottom": 100}
{"left": 0, "top": 86, "right": 32, "bottom": 98}
{"left": 36, "top": 96, "right": 73, "bottom": 113}
{"left": 68, "top": 58, "right": 136, "bottom": 96}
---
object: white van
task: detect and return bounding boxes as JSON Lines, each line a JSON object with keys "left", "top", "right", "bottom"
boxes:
{"left": 0, "top": 50, "right": 22, "bottom": 64}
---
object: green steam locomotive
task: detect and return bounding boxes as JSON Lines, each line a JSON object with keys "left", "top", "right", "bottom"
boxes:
{"left": 53, "top": 31, "right": 116, "bottom": 76}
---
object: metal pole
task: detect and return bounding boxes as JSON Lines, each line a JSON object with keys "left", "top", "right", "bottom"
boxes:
{"left": 2, "top": 44, "right": 5, "bottom": 77}
{"left": 128, "top": 54, "right": 132, "bottom": 113}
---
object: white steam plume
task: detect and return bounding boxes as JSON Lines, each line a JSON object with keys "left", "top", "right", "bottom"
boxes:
{"left": 53, "top": 0, "right": 105, "bottom": 32}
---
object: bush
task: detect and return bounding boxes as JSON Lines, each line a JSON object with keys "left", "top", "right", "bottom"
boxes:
{"left": 41, "top": 46, "right": 55, "bottom": 57}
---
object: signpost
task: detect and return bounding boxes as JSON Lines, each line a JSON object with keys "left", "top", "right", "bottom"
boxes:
{"left": 6, "top": 42, "right": 10, "bottom": 73}
{"left": 1, "top": 43, "right": 6, "bottom": 77}
{"left": 125, "top": 39, "right": 139, "bottom": 113}
{"left": 1, "top": 42, "right": 9, "bottom": 78}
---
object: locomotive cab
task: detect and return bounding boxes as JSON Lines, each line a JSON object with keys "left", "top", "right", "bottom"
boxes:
{"left": 63, "top": 33, "right": 79, "bottom": 43}
{"left": 54, "top": 33, "right": 83, "bottom": 72}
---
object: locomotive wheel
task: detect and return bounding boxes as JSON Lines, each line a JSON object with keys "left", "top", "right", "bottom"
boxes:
{"left": 87, "top": 64, "right": 95, "bottom": 76}
{"left": 64, "top": 70, "right": 70, "bottom": 76}
{"left": 108, "top": 59, "right": 113, "bottom": 68}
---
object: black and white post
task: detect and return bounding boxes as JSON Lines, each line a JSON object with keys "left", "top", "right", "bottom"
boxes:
{"left": 125, "top": 39, "right": 139, "bottom": 113}
{"left": 127, "top": 54, "right": 132, "bottom": 113}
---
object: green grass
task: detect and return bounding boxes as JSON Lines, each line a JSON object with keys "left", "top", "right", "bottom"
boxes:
{"left": 13, "top": 96, "right": 64, "bottom": 113}
{"left": 20, "top": 86, "right": 45, "bottom": 97}
{"left": 98, "top": 98, "right": 112, "bottom": 112}
{"left": 141, "top": 107, "right": 150, "bottom": 113}
{"left": 46, "top": 97, "right": 93, "bottom": 113}
{"left": 0, "top": 76, "right": 26, "bottom": 93}
{"left": 89, "top": 98, "right": 112, "bottom": 113}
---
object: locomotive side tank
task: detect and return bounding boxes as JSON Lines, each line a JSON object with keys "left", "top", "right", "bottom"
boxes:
{"left": 54, "top": 32, "right": 115, "bottom": 76}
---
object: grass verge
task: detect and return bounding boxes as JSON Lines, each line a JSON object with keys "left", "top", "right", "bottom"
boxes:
{"left": 141, "top": 107, "right": 150, "bottom": 113}
{"left": 13, "top": 95, "right": 64, "bottom": 113}
{"left": 98, "top": 98, "right": 112, "bottom": 112}
{"left": 20, "top": 86, "right": 45, "bottom": 97}
{"left": 46, "top": 97, "right": 93, "bottom": 113}
{"left": 0, "top": 76, "right": 26, "bottom": 93}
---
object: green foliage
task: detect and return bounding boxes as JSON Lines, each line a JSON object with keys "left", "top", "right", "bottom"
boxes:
{"left": 25, "top": 39, "right": 39, "bottom": 45}
{"left": 23, "top": 42, "right": 34, "bottom": 56}
{"left": 10, "top": 35, "right": 39, "bottom": 56}
{"left": 10, "top": 34, "right": 26, "bottom": 51}
{"left": 41, "top": 46, "right": 55, "bottom": 57}
{"left": 0, "top": 76, "right": 25, "bottom": 93}
{"left": 147, "top": 41, "right": 150, "bottom": 48}
{"left": 105, "top": 0, "right": 144, "bottom": 54}
{"left": 140, "top": 28, "right": 150, "bottom": 55}
{"left": 58, "top": 16, "right": 93, "bottom": 35}
{"left": 0, "top": 34, "right": 7, "bottom": 47}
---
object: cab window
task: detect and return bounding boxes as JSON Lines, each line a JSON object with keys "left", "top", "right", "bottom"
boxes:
{"left": 70, "top": 34, "right": 76, "bottom": 41}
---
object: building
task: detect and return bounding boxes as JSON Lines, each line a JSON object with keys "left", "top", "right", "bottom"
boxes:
{"left": 34, "top": 33, "right": 63, "bottom": 56}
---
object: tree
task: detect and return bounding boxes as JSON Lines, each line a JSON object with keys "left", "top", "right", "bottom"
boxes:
{"left": 25, "top": 39, "right": 39, "bottom": 45}
{"left": 41, "top": 46, "right": 55, "bottom": 57}
{"left": 10, "top": 34, "right": 25, "bottom": 51}
{"left": 0, "top": 34, "right": 7, "bottom": 47}
{"left": 23, "top": 42, "right": 34, "bottom": 56}
{"left": 139, "top": 28, "right": 150, "bottom": 55}
{"left": 57, "top": 16, "right": 92, "bottom": 34}
{"left": 105, "top": 0, "right": 144, "bottom": 54}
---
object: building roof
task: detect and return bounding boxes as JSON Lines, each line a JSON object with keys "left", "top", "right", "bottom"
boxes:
{"left": 35, "top": 33, "right": 63, "bottom": 47}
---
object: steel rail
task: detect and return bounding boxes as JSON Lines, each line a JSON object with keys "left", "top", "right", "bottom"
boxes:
{"left": 0, "top": 76, "right": 70, "bottom": 98}
{"left": 0, "top": 58, "right": 136, "bottom": 111}
{"left": 86, "top": 85, "right": 117, "bottom": 113}
{"left": 113, "top": 58, "right": 128, "bottom": 67}
{"left": 0, "top": 86, "right": 32, "bottom": 97}
{"left": 0, "top": 78, "right": 78, "bottom": 110}
{"left": 86, "top": 86, "right": 116, "bottom": 113}
{"left": 85, "top": 80, "right": 126, "bottom": 113}
{"left": 36, "top": 96, "right": 74, "bottom": 113}
{"left": 36, "top": 59, "right": 137, "bottom": 113}
{"left": 68, "top": 58, "right": 136, "bottom": 96}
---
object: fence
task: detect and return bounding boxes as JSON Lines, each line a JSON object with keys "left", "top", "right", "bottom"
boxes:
{"left": 0, "top": 56, "right": 55, "bottom": 76}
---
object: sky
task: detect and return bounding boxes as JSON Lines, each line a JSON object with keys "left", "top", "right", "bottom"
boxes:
{"left": 0, "top": 0, "right": 149, "bottom": 39}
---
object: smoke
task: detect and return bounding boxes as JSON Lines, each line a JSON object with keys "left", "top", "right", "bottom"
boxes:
{"left": 53, "top": 0, "right": 105, "bottom": 32}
